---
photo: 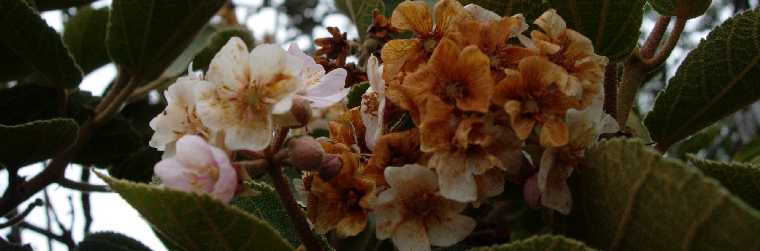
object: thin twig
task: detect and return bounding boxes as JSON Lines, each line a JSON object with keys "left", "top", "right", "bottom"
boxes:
{"left": 640, "top": 16, "right": 671, "bottom": 60}
{"left": 81, "top": 168, "right": 94, "bottom": 233}
{"left": 127, "top": 76, "right": 171, "bottom": 103}
{"left": 642, "top": 16, "right": 687, "bottom": 68}
{"left": 0, "top": 199, "right": 42, "bottom": 229}
{"left": 18, "top": 222, "right": 77, "bottom": 249}
{"left": 57, "top": 178, "right": 111, "bottom": 193}
{"left": 266, "top": 127, "right": 322, "bottom": 251}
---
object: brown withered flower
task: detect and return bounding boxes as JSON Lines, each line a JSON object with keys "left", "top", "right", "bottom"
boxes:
{"left": 381, "top": 0, "right": 470, "bottom": 80}
{"left": 315, "top": 26, "right": 350, "bottom": 66}
{"left": 304, "top": 142, "right": 375, "bottom": 237}
{"left": 493, "top": 56, "right": 580, "bottom": 147}
{"left": 364, "top": 129, "right": 422, "bottom": 186}
{"left": 367, "top": 9, "right": 398, "bottom": 42}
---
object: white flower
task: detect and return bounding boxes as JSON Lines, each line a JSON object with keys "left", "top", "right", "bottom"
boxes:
{"left": 149, "top": 76, "right": 211, "bottom": 158}
{"left": 360, "top": 55, "right": 386, "bottom": 150}
{"left": 287, "top": 44, "right": 349, "bottom": 109}
{"left": 538, "top": 93, "right": 618, "bottom": 214}
{"left": 373, "top": 164, "right": 476, "bottom": 251}
{"left": 195, "top": 38, "right": 304, "bottom": 151}
{"left": 154, "top": 135, "right": 237, "bottom": 203}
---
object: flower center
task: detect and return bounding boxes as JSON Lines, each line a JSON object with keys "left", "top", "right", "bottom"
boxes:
{"left": 423, "top": 39, "right": 438, "bottom": 54}
{"left": 405, "top": 192, "right": 440, "bottom": 217}
{"left": 524, "top": 100, "right": 540, "bottom": 114}
{"left": 444, "top": 81, "right": 466, "bottom": 102}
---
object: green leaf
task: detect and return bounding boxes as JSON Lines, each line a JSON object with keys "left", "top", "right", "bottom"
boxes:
{"left": 667, "top": 124, "right": 721, "bottom": 159}
{"left": 336, "top": 0, "right": 384, "bottom": 40}
{"left": 469, "top": 235, "right": 596, "bottom": 251}
{"left": 549, "top": 0, "right": 645, "bottom": 60}
{"left": 99, "top": 174, "right": 294, "bottom": 251}
{"left": 0, "top": 119, "right": 78, "bottom": 168}
{"left": 79, "top": 231, "right": 152, "bottom": 251}
{"left": 646, "top": 0, "right": 711, "bottom": 19}
{"left": 191, "top": 26, "right": 256, "bottom": 73}
{"left": 231, "top": 181, "right": 299, "bottom": 245}
{"left": 644, "top": 8, "right": 760, "bottom": 150}
{"left": 162, "top": 25, "right": 219, "bottom": 78}
{"left": 576, "top": 138, "right": 760, "bottom": 250}
{"left": 733, "top": 137, "right": 760, "bottom": 162}
{"left": 0, "top": 0, "right": 83, "bottom": 87}
{"left": 109, "top": 147, "right": 161, "bottom": 183}
{"left": 689, "top": 156, "right": 760, "bottom": 210}
{"left": 106, "top": 0, "right": 226, "bottom": 83}
{"left": 0, "top": 85, "right": 59, "bottom": 125}
{"left": 63, "top": 7, "right": 111, "bottom": 74}
{"left": 32, "top": 0, "right": 99, "bottom": 11}
{"left": 347, "top": 81, "right": 370, "bottom": 109}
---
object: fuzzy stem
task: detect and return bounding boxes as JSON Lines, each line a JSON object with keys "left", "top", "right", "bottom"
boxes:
{"left": 640, "top": 16, "right": 671, "bottom": 59}
{"left": 642, "top": 16, "right": 687, "bottom": 67}
{"left": 616, "top": 53, "right": 648, "bottom": 126}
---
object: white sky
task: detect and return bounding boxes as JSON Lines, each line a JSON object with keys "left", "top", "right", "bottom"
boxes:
{"left": 2, "top": 0, "right": 757, "bottom": 250}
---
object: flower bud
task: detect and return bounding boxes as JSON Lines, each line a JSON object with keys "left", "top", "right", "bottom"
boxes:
{"left": 318, "top": 154, "right": 342, "bottom": 181}
{"left": 291, "top": 98, "right": 313, "bottom": 127}
{"left": 287, "top": 136, "right": 324, "bottom": 171}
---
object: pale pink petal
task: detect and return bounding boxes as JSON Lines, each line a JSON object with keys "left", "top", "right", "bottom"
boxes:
{"left": 373, "top": 192, "right": 402, "bottom": 240}
{"left": 210, "top": 147, "right": 237, "bottom": 203}
{"left": 224, "top": 118, "right": 273, "bottom": 151}
{"left": 367, "top": 56, "right": 385, "bottom": 94}
{"left": 288, "top": 43, "right": 324, "bottom": 74}
{"left": 392, "top": 220, "right": 431, "bottom": 251}
{"left": 271, "top": 94, "right": 295, "bottom": 114}
{"left": 306, "top": 68, "right": 348, "bottom": 97}
{"left": 194, "top": 84, "right": 228, "bottom": 132}
{"left": 384, "top": 164, "right": 438, "bottom": 195}
{"left": 206, "top": 37, "right": 249, "bottom": 90}
{"left": 154, "top": 159, "right": 194, "bottom": 192}
{"left": 464, "top": 4, "right": 500, "bottom": 21}
{"left": 431, "top": 154, "right": 477, "bottom": 203}
{"left": 175, "top": 135, "right": 214, "bottom": 166}
{"left": 249, "top": 44, "right": 303, "bottom": 86}
{"left": 426, "top": 214, "right": 476, "bottom": 247}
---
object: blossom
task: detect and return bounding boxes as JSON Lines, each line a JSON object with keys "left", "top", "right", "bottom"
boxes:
{"left": 529, "top": 9, "right": 608, "bottom": 107}
{"left": 391, "top": 37, "right": 494, "bottom": 152}
{"left": 154, "top": 135, "right": 237, "bottom": 203}
{"left": 373, "top": 164, "right": 476, "bottom": 251}
{"left": 365, "top": 129, "right": 422, "bottom": 186}
{"left": 304, "top": 142, "right": 375, "bottom": 237}
{"left": 195, "top": 38, "right": 304, "bottom": 151}
{"left": 381, "top": 0, "right": 470, "bottom": 80}
{"left": 287, "top": 44, "right": 349, "bottom": 109}
{"left": 537, "top": 94, "right": 618, "bottom": 214}
{"left": 361, "top": 55, "right": 386, "bottom": 151}
{"left": 493, "top": 56, "right": 580, "bottom": 147}
{"left": 149, "top": 76, "right": 213, "bottom": 158}
{"left": 455, "top": 5, "right": 528, "bottom": 56}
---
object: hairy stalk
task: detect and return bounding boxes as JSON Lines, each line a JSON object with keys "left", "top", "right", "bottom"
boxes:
{"left": 640, "top": 16, "right": 671, "bottom": 59}
{"left": 57, "top": 178, "right": 111, "bottom": 193}
{"left": 267, "top": 127, "right": 322, "bottom": 251}
{"left": 642, "top": 16, "right": 687, "bottom": 67}
{"left": 616, "top": 53, "right": 648, "bottom": 126}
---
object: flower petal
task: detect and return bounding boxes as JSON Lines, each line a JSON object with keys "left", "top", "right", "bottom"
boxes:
{"left": 540, "top": 116, "right": 569, "bottom": 147}
{"left": 381, "top": 39, "right": 424, "bottom": 80}
{"left": 433, "top": 0, "right": 468, "bottom": 34}
{"left": 464, "top": 3, "right": 500, "bottom": 21}
{"left": 175, "top": 135, "right": 214, "bottom": 166}
{"left": 210, "top": 146, "right": 237, "bottom": 203}
{"left": 154, "top": 159, "right": 194, "bottom": 192}
{"left": 249, "top": 43, "right": 303, "bottom": 86}
{"left": 534, "top": 9, "right": 566, "bottom": 39}
{"left": 392, "top": 220, "right": 431, "bottom": 251}
{"left": 206, "top": 37, "right": 250, "bottom": 90}
{"left": 224, "top": 117, "right": 273, "bottom": 151}
{"left": 426, "top": 214, "right": 476, "bottom": 247}
{"left": 384, "top": 164, "right": 438, "bottom": 195}
{"left": 458, "top": 45, "right": 493, "bottom": 112}
{"left": 430, "top": 152, "right": 477, "bottom": 203}
{"left": 391, "top": 0, "right": 433, "bottom": 34}
{"left": 367, "top": 56, "right": 385, "bottom": 93}
{"left": 336, "top": 212, "right": 368, "bottom": 237}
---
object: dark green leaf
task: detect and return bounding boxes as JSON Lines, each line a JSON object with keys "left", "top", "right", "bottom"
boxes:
{"left": 469, "top": 235, "right": 596, "bottom": 251}
{"left": 733, "top": 137, "right": 760, "bottom": 162}
{"left": 63, "top": 7, "right": 111, "bottom": 74}
{"left": 232, "top": 181, "right": 299, "bottom": 245}
{"left": 79, "top": 231, "right": 152, "bottom": 251}
{"left": 689, "top": 156, "right": 760, "bottom": 210}
{"left": 0, "top": 0, "right": 83, "bottom": 87}
{"left": 336, "top": 0, "right": 384, "bottom": 40}
{"left": 347, "top": 81, "right": 370, "bottom": 109}
{"left": 109, "top": 147, "right": 161, "bottom": 183}
{"left": 645, "top": 8, "right": 760, "bottom": 150}
{"left": 191, "top": 27, "right": 256, "bottom": 73}
{"left": 549, "top": 0, "right": 645, "bottom": 60}
{"left": 667, "top": 124, "right": 721, "bottom": 159}
{"left": 0, "top": 85, "right": 60, "bottom": 125}
{"left": 33, "top": 0, "right": 98, "bottom": 11}
{"left": 576, "top": 138, "right": 760, "bottom": 250}
{"left": 0, "top": 119, "right": 78, "bottom": 168}
{"left": 99, "top": 174, "right": 294, "bottom": 251}
{"left": 162, "top": 25, "right": 219, "bottom": 78}
{"left": 107, "top": 0, "right": 226, "bottom": 83}
{"left": 646, "top": 0, "right": 711, "bottom": 19}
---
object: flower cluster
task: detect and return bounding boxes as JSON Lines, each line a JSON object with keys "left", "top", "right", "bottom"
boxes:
{"left": 147, "top": 1, "right": 617, "bottom": 250}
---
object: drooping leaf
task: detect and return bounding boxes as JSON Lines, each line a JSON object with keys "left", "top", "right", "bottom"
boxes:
{"left": 231, "top": 181, "right": 299, "bottom": 245}
{"left": 0, "top": 119, "right": 78, "bottom": 168}
{"left": 575, "top": 138, "right": 760, "bottom": 250}
{"left": 336, "top": 0, "right": 384, "bottom": 40}
{"left": 162, "top": 25, "right": 219, "bottom": 78}
{"left": 63, "top": 7, "right": 111, "bottom": 74}
{"left": 106, "top": 0, "right": 226, "bottom": 83}
{"left": 469, "top": 235, "right": 596, "bottom": 251}
{"left": 108, "top": 147, "right": 161, "bottom": 183}
{"left": 0, "top": 85, "right": 60, "bottom": 125}
{"left": 347, "top": 81, "right": 370, "bottom": 109}
{"left": 78, "top": 232, "right": 152, "bottom": 251}
{"left": 689, "top": 156, "right": 760, "bottom": 210}
{"left": 191, "top": 26, "right": 256, "bottom": 73}
{"left": 645, "top": 8, "right": 760, "bottom": 150}
{"left": 549, "top": 0, "right": 645, "bottom": 60}
{"left": 646, "top": 0, "right": 711, "bottom": 19}
{"left": 99, "top": 174, "right": 294, "bottom": 251}
{"left": 0, "top": 0, "right": 83, "bottom": 87}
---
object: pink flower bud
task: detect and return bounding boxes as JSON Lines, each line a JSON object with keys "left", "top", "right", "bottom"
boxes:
{"left": 287, "top": 136, "right": 324, "bottom": 171}
{"left": 318, "top": 154, "right": 342, "bottom": 181}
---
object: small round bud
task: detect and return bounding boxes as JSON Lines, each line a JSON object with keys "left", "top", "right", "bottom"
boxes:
{"left": 287, "top": 136, "right": 324, "bottom": 171}
{"left": 291, "top": 98, "right": 313, "bottom": 127}
{"left": 318, "top": 154, "right": 342, "bottom": 181}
